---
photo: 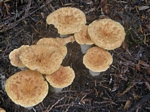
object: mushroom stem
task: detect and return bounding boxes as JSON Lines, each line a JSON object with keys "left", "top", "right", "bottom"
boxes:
{"left": 26, "top": 106, "right": 34, "bottom": 110}
{"left": 19, "top": 67, "right": 27, "bottom": 70}
{"left": 53, "top": 88, "right": 63, "bottom": 93}
{"left": 89, "top": 70, "right": 100, "bottom": 76}
{"left": 80, "top": 44, "right": 92, "bottom": 54}
{"left": 60, "top": 34, "right": 69, "bottom": 38}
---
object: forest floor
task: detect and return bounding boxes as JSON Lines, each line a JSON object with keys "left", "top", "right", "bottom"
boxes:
{"left": 0, "top": 0, "right": 150, "bottom": 112}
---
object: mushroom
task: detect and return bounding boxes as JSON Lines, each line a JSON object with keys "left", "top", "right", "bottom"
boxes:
{"left": 20, "top": 45, "right": 64, "bottom": 74}
{"left": 9, "top": 45, "right": 29, "bottom": 68}
{"left": 37, "top": 38, "right": 67, "bottom": 58}
{"left": 46, "top": 7, "right": 86, "bottom": 36}
{"left": 88, "top": 18, "right": 126, "bottom": 50}
{"left": 5, "top": 70, "right": 48, "bottom": 107}
{"left": 45, "top": 66, "right": 75, "bottom": 93}
{"left": 0, "top": 108, "right": 6, "bottom": 112}
{"left": 37, "top": 36, "right": 75, "bottom": 45}
{"left": 74, "top": 25, "right": 93, "bottom": 54}
{"left": 83, "top": 47, "right": 113, "bottom": 76}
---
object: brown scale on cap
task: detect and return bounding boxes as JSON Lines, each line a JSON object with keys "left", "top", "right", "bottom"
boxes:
{"left": 88, "top": 18, "right": 126, "bottom": 50}
{"left": 20, "top": 45, "right": 64, "bottom": 74}
{"left": 83, "top": 47, "right": 113, "bottom": 72}
{"left": 45, "top": 66, "right": 75, "bottom": 89}
{"left": 5, "top": 70, "right": 48, "bottom": 107}
{"left": 9, "top": 45, "right": 29, "bottom": 68}
{"left": 46, "top": 7, "right": 86, "bottom": 35}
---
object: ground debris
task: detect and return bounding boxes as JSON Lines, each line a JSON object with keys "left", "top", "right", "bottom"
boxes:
{"left": 0, "top": 0, "right": 150, "bottom": 112}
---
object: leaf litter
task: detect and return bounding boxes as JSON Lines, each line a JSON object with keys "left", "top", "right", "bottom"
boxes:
{"left": 0, "top": 0, "right": 150, "bottom": 112}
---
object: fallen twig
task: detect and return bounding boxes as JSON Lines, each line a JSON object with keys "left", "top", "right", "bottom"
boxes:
{"left": 128, "top": 92, "right": 150, "bottom": 112}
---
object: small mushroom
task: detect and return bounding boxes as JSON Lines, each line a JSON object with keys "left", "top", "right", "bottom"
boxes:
{"left": 0, "top": 108, "right": 6, "bottom": 112}
{"left": 88, "top": 18, "right": 126, "bottom": 50}
{"left": 83, "top": 47, "right": 113, "bottom": 76}
{"left": 45, "top": 66, "right": 75, "bottom": 92}
{"left": 46, "top": 7, "right": 86, "bottom": 36}
{"left": 74, "top": 25, "right": 93, "bottom": 54}
{"left": 20, "top": 45, "right": 64, "bottom": 74}
{"left": 5, "top": 70, "right": 48, "bottom": 107}
{"left": 9, "top": 45, "right": 29, "bottom": 68}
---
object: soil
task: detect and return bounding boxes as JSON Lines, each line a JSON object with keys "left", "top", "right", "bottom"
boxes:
{"left": 0, "top": 0, "right": 150, "bottom": 112}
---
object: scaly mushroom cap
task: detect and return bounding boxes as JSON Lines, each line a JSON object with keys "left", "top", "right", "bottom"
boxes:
{"left": 74, "top": 25, "right": 93, "bottom": 45}
{"left": 9, "top": 45, "right": 29, "bottom": 68}
{"left": 20, "top": 45, "right": 64, "bottom": 74}
{"left": 46, "top": 7, "right": 86, "bottom": 35}
{"left": 37, "top": 38, "right": 67, "bottom": 57}
{"left": 46, "top": 66, "right": 75, "bottom": 88}
{"left": 88, "top": 18, "right": 126, "bottom": 50}
{"left": 5, "top": 70, "right": 48, "bottom": 107}
{"left": 83, "top": 47, "right": 113, "bottom": 72}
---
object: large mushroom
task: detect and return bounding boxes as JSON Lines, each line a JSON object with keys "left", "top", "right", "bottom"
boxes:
{"left": 83, "top": 47, "right": 113, "bottom": 76}
{"left": 5, "top": 70, "right": 48, "bottom": 107}
{"left": 20, "top": 45, "right": 64, "bottom": 74}
{"left": 46, "top": 7, "right": 86, "bottom": 36}
{"left": 45, "top": 66, "right": 75, "bottom": 92}
{"left": 88, "top": 18, "right": 126, "bottom": 50}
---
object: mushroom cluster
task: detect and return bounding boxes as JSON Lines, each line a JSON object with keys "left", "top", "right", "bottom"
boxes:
{"left": 5, "top": 7, "right": 126, "bottom": 108}
{"left": 6, "top": 36, "right": 75, "bottom": 107}
{"left": 81, "top": 18, "right": 126, "bottom": 76}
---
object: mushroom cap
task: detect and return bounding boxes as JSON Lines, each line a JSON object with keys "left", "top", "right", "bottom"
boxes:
{"left": 45, "top": 66, "right": 75, "bottom": 88}
{"left": 5, "top": 70, "right": 48, "bottom": 107}
{"left": 74, "top": 25, "right": 93, "bottom": 45}
{"left": 88, "top": 18, "right": 126, "bottom": 50}
{"left": 46, "top": 7, "right": 86, "bottom": 35}
{"left": 37, "top": 38, "right": 67, "bottom": 57}
{"left": 0, "top": 108, "right": 6, "bottom": 112}
{"left": 56, "top": 36, "right": 75, "bottom": 45}
{"left": 9, "top": 45, "right": 29, "bottom": 68}
{"left": 20, "top": 45, "right": 64, "bottom": 74}
{"left": 83, "top": 47, "right": 113, "bottom": 72}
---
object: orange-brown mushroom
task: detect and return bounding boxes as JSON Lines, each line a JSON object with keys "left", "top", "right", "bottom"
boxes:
{"left": 83, "top": 47, "right": 113, "bottom": 76}
{"left": 45, "top": 66, "right": 75, "bottom": 92}
{"left": 88, "top": 18, "right": 126, "bottom": 50}
{"left": 20, "top": 45, "right": 64, "bottom": 74}
{"left": 5, "top": 70, "right": 48, "bottom": 107}
{"left": 46, "top": 7, "right": 86, "bottom": 35}
{"left": 74, "top": 25, "right": 93, "bottom": 53}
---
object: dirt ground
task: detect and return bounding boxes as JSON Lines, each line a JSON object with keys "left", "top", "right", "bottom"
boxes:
{"left": 0, "top": 0, "right": 150, "bottom": 112}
